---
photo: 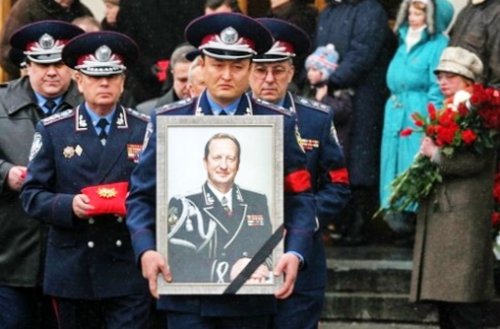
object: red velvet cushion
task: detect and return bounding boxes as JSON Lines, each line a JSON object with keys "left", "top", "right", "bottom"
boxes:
{"left": 81, "top": 182, "right": 129, "bottom": 217}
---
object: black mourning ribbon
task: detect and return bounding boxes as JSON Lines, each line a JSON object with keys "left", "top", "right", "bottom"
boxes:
{"left": 223, "top": 223, "right": 285, "bottom": 295}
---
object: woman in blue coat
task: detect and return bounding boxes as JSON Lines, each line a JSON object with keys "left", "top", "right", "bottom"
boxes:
{"left": 380, "top": 0, "right": 453, "bottom": 238}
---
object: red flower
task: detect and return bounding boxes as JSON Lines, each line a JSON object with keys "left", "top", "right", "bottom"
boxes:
{"left": 461, "top": 129, "right": 477, "bottom": 144}
{"left": 438, "top": 108, "right": 456, "bottom": 127}
{"left": 492, "top": 212, "right": 500, "bottom": 229}
{"left": 400, "top": 128, "right": 413, "bottom": 136}
{"left": 428, "top": 103, "right": 437, "bottom": 120}
{"left": 435, "top": 124, "right": 458, "bottom": 146}
{"left": 494, "top": 173, "right": 500, "bottom": 202}
{"left": 426, "top": 124, "right": 437, "bottom": 136}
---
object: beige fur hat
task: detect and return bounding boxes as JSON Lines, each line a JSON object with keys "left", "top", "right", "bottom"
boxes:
{"left": 434, "top": 47, "right": 483, "bottom": 81}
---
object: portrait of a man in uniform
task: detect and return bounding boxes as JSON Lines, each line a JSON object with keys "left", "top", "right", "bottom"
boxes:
{"left": 166, "top": 132, "right": 274, "bottom": 285}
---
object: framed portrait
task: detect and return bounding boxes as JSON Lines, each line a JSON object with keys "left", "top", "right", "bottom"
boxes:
{"left": 156, "top": 115, "right": 284, "bottom": 295}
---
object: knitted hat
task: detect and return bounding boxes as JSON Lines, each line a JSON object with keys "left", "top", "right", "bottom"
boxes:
{"left": 434, "top": 47, "right": 483, "bottom": 81}
{"left": 304, "top": 44, "right": 339, "bottom": 82}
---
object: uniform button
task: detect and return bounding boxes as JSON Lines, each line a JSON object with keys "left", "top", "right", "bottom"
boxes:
{"left": 221, "top": 252, "right": 226, "bottom": 257}
{"left": 87, "top": 241, "right": 95, "bottom": 248}
{"left": 88, "top": 218, "right": 95, "bottom": 224}
{"left": 242, "top": 252, "right": 248, "bottom": 257}
{"left": 116, "top": 217, "right": 123, "bottom": 223}
{"left": 115, "top": 240, "right": 122, "bottom": 247}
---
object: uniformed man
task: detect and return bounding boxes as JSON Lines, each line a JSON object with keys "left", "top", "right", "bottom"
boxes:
{"left": 167, "top": 133, "right": 273, "bottom": 283}
{"left": 249, "top": 18, "right": 351, "bottom": 329}
{"left": 126, "top": 12, "right": 316, "bottom": 329}
{"left": 0, "top": 20, "right": 84, "bottom": 329}
{"left": 20, "top": 31, "right": 151, "bottom": 329}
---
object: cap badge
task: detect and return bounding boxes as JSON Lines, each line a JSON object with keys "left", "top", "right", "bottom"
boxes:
{"left": 220, "top": 27, "right": 238, "bottom": 45}
{"left": 95, "top": 45, "right": 112, "bottom": 62}
{"left": 97, "top": 187, "right": 118, "bottom": 199}
{"left": 39, "top": 34, "right": 55, "bottom": 50}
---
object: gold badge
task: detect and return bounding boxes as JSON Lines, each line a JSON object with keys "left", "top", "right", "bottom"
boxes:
{"left": 97, "top": 187, "right": 118, "bottom": 199}
{"left": 75, "top": 145, "right": 83, "bottom": 156}
{"left": 63, "top": 146, "right": 75, "bottom": 158}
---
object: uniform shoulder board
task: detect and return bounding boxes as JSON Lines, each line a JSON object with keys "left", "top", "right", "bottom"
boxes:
{"left": 0, "top": 82, "right": 8, "bottom": 88}
{"left": 156, "top": 98, "right": 194, "bottom": 115}
{"left": 294, "top": 95, "right": 331, "bottom": 113}
{"left": 254, "top": 97, "right": 292, "bottom": 116}
{"left": 41, "top": 109, "right": 74, "bottom": 126}
{"left": 126, "top": 107, "right": 150, "bottom": 122}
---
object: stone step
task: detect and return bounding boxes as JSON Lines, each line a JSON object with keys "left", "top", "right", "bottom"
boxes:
{"left": 322, "top": 292, "right": 436, "bottom": 324}
{"left": 319, "top": 322, "right": 500, "bottom": 329}
{"left": 321, "top": 245, "right": 500, "bottom": 326}
{"left": 326, "top": 258, "right": 412, "bottom": 293}
{"left": 321, "top": 289, "right": 500, "bottom": 326}
{"left": 318, "top": 322, "right": 439, "bottom": 329}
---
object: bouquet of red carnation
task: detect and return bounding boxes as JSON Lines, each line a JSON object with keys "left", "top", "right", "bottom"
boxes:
{"left": 386, "top": 84, "right": 500, "bottom": 213}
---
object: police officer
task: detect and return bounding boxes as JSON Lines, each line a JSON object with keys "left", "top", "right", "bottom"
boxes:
{"left": 21, "top": 31, "right": 151, "bottom": 329}
{"left": 249, "top": 18, "right": 351, "bottom": 329}
{"left": 126, "top": 13, "right": 316, "bottom": 329}
{"left": 0, "top": 20, "right": 84, "bottom": 329}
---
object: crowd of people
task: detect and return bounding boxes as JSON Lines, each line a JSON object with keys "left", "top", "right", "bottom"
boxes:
{"left": 0, "top": 0, "right": 499, "bottom": 328}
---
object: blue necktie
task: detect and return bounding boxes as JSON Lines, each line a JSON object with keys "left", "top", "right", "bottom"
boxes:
{"left": 44, "top": 99, "right": 56, "bottom": 116}
{"left": 96, "top": 119, "right": 109, "bottom": 146}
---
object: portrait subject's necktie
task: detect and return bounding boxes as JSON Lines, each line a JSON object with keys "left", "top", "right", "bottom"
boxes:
{"left": 221, "top": 196, "right": 231, "bottom": 216}
{"left": 96, "top": 118, "right": 109, "bottom": 146}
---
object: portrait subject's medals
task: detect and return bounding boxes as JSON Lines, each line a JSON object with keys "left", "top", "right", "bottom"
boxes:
{"left": 247, "top": 214, "right": 264, "bottom": 226}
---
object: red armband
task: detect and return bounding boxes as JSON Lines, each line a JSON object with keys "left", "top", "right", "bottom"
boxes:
{"left": 284, "top": 169, "right": 311, "bottom": 193}
{"left": 329, "top": 168, "right": 349, "bottom": 185}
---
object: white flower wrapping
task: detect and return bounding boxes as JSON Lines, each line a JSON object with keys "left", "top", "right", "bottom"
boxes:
{"left": 449, "top": 90, "right": 472, "bottom": 112}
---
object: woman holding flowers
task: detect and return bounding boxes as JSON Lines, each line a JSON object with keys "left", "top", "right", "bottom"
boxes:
{"left": 379, "top": 0, "right": 453, "bottom": 242}
{"left": 409, "top": 47, "right": 497, "bottom": 328}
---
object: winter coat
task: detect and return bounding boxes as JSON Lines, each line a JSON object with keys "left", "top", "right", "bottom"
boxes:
{"left": 315, "top": 0, "right": 397, "bottom": 187}
{"left": 380, "top": 0, "right": 453, "bottom": 210}
{"left": 0, "top": 0, "right": 93, "bottom": 77}
{"left": 0, "top": 77, "right": 82, "bottom": 287}
{"left": 450, "top": 0, "right": 500, "bottom": 87}
{"left": 410, "top": 149, "right": 495, "bottom": 302}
